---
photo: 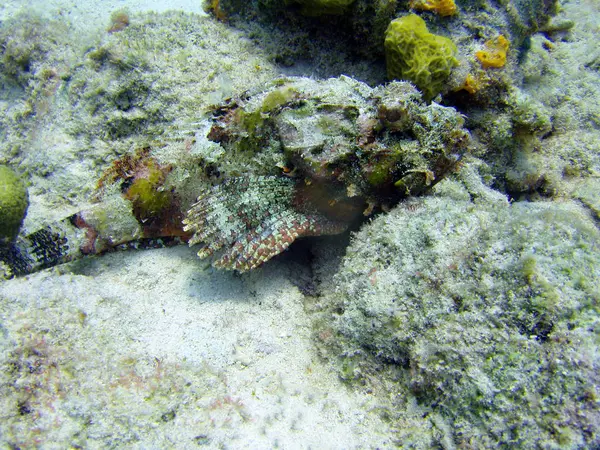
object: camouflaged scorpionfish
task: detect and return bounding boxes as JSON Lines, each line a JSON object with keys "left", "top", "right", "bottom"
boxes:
{"left": 1, "top": 76, "right": 469, "bottom": 278}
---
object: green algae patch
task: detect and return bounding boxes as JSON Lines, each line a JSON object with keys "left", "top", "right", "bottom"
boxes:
{"left": 261, "top": 86, "right": 299, "bottom": 112}
{"left": 124, "top": 160, "right": 171, "bottom": 219}
{"left": 238, "top": 86, "right": 300, "bottom": 137}
{"left": 0, "top": 166, "right": 28, "bottom": 242}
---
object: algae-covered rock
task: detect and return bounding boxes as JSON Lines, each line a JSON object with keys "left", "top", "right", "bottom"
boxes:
{"left": 66, "top": 11, "right": 279, "bottom": 142}
{"left": 0, "top": 12, "right": 72, "bottom": 88}
{"left": 0, "top": 165, "right": 28, "bottom": 242}
{"left": 505, "top": 0, "right": 559, "bottom": 35}
{"left": 466, "top": 3, "right": 600, "bottom": 204}
{"left": 321, "top": 176, "right": 600, "bottom": 448}
{"left": 0, "top": 10, "right": 280, "bottom": 222}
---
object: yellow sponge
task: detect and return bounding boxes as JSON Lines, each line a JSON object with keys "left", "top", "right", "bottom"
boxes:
{"left": 385, "top": 14, "right": 458, "bottom": 100}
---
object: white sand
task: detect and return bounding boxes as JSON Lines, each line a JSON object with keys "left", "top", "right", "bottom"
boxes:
{"left": 0, "top": 244, "right": 390, "bottom": 447}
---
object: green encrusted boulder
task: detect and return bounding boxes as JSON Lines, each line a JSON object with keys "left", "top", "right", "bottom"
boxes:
{"left": 0, "top": 165, "right": 28, "bottom": 242}
{"left": 320, "top": 175, "right": 600, "bottom": 448}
